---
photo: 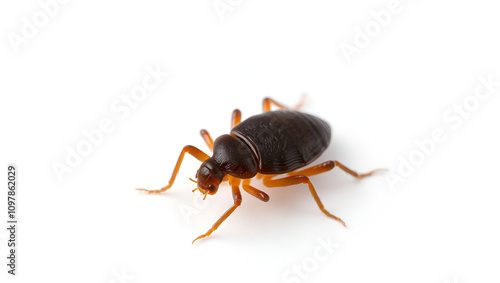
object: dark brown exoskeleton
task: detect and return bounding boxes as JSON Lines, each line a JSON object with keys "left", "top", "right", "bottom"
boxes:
{"left": 137, "top": 97, "right": 383, "bottom": 243}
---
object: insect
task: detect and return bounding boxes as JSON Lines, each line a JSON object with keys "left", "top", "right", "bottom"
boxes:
{"left": 137, "top": 96, "right": 382, "bottom": 243}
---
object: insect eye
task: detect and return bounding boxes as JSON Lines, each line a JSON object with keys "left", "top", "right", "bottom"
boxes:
{"left": 208, "top": 184, "right": 215, "bottom": 191}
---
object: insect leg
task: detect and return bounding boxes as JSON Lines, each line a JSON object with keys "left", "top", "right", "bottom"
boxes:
{"left": 199, "top": 129, "right": 213, "bottom": 152}
{"left": 331, "top": 161, "right": 385, "bottom": 178}
{"left": 290, "top": 160, "right": 384, "bottom": 179}
{"left": 288, "top": 161, "right": 335, "bottom": 176}
{"left": 136, "top": 145, "right": 210, "bottom": 194}
{"left": 262, "top": 94, "right": 306, "bottom": 112}
{"left": 199, "top": 109, "right": 243, "bottom": 152}
{"left": 231, "top": 109, "right": 242, "bottom": 128}
{"left": 242, "top": 179, "right": 269, "bottom": 202}
{"left": 192, "top": 178, "right": 242, "bottom": 244}
{"left": 263, "top": 174, "right": 346, "bottom": 227}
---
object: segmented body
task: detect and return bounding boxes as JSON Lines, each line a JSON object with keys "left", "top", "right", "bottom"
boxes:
{"left": 230, "top": 110, "right": 331, "bottom": 174}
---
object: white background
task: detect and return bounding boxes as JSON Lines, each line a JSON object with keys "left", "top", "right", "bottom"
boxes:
{"left": 1, "top": 1, "right": 500, "bottom": 283}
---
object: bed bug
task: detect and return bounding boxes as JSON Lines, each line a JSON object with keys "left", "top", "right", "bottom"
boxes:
{"left": 137, "top": 96, "right": 383, "bottom": 243}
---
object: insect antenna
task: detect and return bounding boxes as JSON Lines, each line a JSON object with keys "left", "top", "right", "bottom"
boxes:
{"left": 191, "top": 187, "right": 208, "bottom": 200}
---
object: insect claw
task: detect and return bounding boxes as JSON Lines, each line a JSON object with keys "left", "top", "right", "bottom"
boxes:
{"left": 357, "top": 168, "right": 388, "bottom": 178}
{"left": 192, "top": 235, "right": 204, "bottom": 244}
{"left": 339, "top": 219, "right": 346, "bottom": 228}
{"left": 192, "top": 231, "right": 212, "bottom": 244}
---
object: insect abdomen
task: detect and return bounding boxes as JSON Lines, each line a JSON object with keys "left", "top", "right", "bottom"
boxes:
{"left": 231, "top": 110, "right": 331, "bottom": 174}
